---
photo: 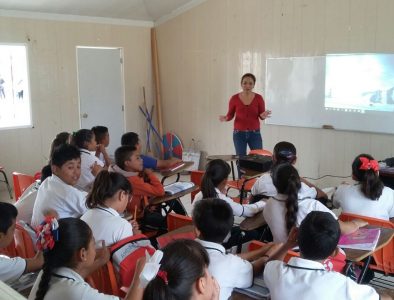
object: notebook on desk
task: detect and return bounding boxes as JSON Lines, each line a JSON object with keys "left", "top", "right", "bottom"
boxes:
{"left": 161, "top": 161, "right": 187, "bottom": 173}
{"left": 338, "top": 228, "right": 381, "bottom": 251}
{"left": 233, "top": 272, "right": 270, "bottom": 299}
{"left": 164, "top": 181, "right": 195, "bottom": 195}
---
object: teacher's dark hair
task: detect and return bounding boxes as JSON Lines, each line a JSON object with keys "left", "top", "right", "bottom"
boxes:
{"left": 241, "top": 73, "right": 256, "bottom": 84}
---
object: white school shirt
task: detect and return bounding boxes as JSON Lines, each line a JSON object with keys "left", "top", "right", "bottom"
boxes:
{"left": 81, "top": 206, "right": 133, "bottom": 246}
{"left": 0, "top": 255, "right": 26, "bottom": 284}
{"left": 264, "top": 257, "right": 379, "bottom": 300}
{"left": 28, "top": 267, "right": 119, "bottom": 300}
{"left": 251, "top": 172, "right": 317, "bottom": 199}
{"left": 14, "top": 181, "right": 40, "bottom": 224}
{"left": 263, "top": 194, "right": 337, "bottom": 243}
{"left": 192, "top": 188, "right": 265, "bottom": 217}
{"left": 196, "top": 239, "right": 253, "bottom": 300}
{"left": 31, "top": 175, "right": 88, "bottom": 227}
{"left": 76, "top": 149, "right": 104, "bottom": 192}
{"left": 333, "top": 184, "right": 394, "bottom": 220}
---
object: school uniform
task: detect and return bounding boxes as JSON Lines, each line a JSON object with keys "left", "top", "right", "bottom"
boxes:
{"left": 81, "top": 206, "right": 133, "bottom": 246}
{"left": 333, "top": 184, "right": 394, "bottom": 220}
{"left": 196, "top": 239, "right": 253, "bottom": 300}
{"left": 0, "top": 255, "right": 26, "bottom": 284}
{"left": 28, "top": 267, "right": 118, "bottom": 300}
{"left": 263, "top": 194, "right": 337, "bottom": 243}
{"left": 251, "top": 172, "right": 317, "bottom": 199}
{"left": 76, "top": 149, "right": 104, "bottom": 192}
{"left": 14, "top": 180, "right": 40, "bottom": 224}
{"left": 193, "top": 188, "right": 265, "bottom": 217}
{"left": 31, "top": 175, "right": 88, "bottom": 227}
{"left": 264, "top": 257, "right": 379, "bottom": 300}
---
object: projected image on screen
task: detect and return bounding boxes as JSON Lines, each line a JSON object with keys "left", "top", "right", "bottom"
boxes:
{"left": 325, "top": 54, "right": 394, "bottom": 113}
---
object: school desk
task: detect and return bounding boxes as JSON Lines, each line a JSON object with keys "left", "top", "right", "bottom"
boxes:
{"left": 240, "top": 211, "right": 266, "bottom": 231}
{"left": 160, "top": 161, "right": 194, "bottom": 184}
{"left": 207, "top": 154, "right": 239, "bottom": 180}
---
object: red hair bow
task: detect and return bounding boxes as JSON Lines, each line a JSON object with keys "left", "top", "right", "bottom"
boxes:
{"left": 36, "top": 216, "right": 59, "bottom": 252}
{"left": 359, "top": 157, "right": 379, "bottom": 172}
{"left": 157, "top": 270, "right": 168, "bottom": 285}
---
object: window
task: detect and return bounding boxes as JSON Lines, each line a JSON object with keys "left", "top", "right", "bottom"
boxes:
{"left": 0, "top": 44, "right": 31, "bottom": 129}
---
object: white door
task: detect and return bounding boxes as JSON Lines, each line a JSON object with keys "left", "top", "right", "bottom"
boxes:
{"left": 77, "top": 47, "right": 125, "bottom": 155}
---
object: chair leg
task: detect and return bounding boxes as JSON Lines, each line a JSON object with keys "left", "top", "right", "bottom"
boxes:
{"left": 0, "top": 170, "right": 13, "bottom": 199}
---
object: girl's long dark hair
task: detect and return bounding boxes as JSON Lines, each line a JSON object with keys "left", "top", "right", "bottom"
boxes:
{"left": 201, "top": 159, "right": 230, "bottom": 198}
{"left": 352, "top": 154, "right": 384, "bottom": 200}
{"left": 143, "top": 239, "right": 209, "bottom": 300}
{"left": 273, "top": 141, "right": 297, "bottom": 167}
{"left": 71, "top": 129, "right": 94, "bottom": 149}
{"left": 35, "top": 218, "right": 92, "bottom": 300}
{"left": 272, "top": 163, "right": 301, "bottom": 233}
{"left": 86, "top": 170, "right": 132, "bottom": 209}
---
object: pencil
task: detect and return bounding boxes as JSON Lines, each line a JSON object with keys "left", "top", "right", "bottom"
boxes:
{"left": 134, "top": 205, "right": 138, "bottom": 220}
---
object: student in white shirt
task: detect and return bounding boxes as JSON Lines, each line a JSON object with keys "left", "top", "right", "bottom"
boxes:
{"left": 92, "top": 126, "right": 112, "bottom": 167}
{"left": 142, "top": 240, "right": 219, "bottom": 300}
{"left": 72, "top": 129, "right": 104, "bottom": 192}
{"left": 264, "top": 163, "right": 367, "bottom": 243}
{"left": 31, "top": 144, "right": 88, "bottom": 227}
{"left": 333, "top": 154, "right": 394, "bottom": 221}
{"left": 193, "top": 198, "right": 280, "bottom": 300}
{"left": 264, "top": 211, "right": 390, "bottom": 300}
{"left": 0, "top": 202, "right": 43, "bottom": 284}
{"left": 29, "top": 217, "right": 142, "bottom": 300}
{"left": 81, "top": 170, "right": 140, "bottom": 246}
{"left": 251, "top": 141, "right": 327, "bottom": 200}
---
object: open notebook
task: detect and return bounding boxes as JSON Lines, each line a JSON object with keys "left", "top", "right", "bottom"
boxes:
{"left": 338, "top": 228, "right": 381, "bottom": 251}
{"left": 164, "top": 181, "right": 195, "bottom": 195}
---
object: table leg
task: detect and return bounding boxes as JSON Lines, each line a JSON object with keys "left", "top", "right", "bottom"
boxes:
{"left": 230, "top": 161, "right": 236, "bottom": 180}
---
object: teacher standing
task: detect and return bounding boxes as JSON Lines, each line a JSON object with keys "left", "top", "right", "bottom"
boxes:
{"left": 219, "top": 73, "right": 271, "bottom": 156}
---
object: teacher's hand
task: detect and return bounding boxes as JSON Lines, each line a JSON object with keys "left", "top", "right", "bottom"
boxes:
{"left": 260, "top": 110, "right": 272, "bottom": 119}
{"left": 219, "top": 115, "right": 227, "bottom": 122}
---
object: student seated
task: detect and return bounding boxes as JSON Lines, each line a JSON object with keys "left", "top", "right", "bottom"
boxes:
{"left": 81, "top": 170, "right": 140, "bottom": 246}
{"left": 72, "top": 129, "right": 104, "bottom": 192}
{"left": 264, "top": 211, "right": 390, "bottom": 300}
{"left": 31, "top": 144, "right": 88, "bottom": 227}
{"left": 0, "top": 202, "right": 43, "bottom": 284}
{"left": 193, "top": 198, "right": 280, "bottom": 300}
{"left": 142, "top": 239, "right": 219, "bottom": 300}
{"left": 28, "top": 217, "right": 140, "bottom": 300}
{"left": 263, "top": 163, "right": 367, "bottom": 244}
{"left": 251, "top": 141, "right": 327, "bottom": 200}
{"left": 121, "top": 132, "right": 181, "bottom": 169}
{"left": 48, "top": 132, "right": 71, "bottom": 162}
{"left": 333, "top": 154, "right": 394, "bottom": 221}
{"left": 92, "top": 126, "right": 112, "bottom": 167}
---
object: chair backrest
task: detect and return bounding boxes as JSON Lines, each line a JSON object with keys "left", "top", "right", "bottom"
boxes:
{"left": 248, "top": 240, "right": 300, "bottom": 263}
{"left": 14, "top": 223, "right": 36, "bottom": 258}
{"left": 167, "top": 213, "right": 193, "bottom": 231}
{"left": 190, "top": 170, "right": 204, "bottom": 202}
{"left": 12, "top": 172, "right": 35, "bottom": 200}
{"left": 248, "top": 149, "right": 273, "bottom": 157}
{"left": 157, "top": 230, "right": 196, "bottom": 249}
{"left": 0, "top": 239, "right": 17, "bottom": 257}
{"left": 339, "top": 212, "right": 394, "bottom": 274}
{"left": 86, "top": 261, "right": 120, "bottom": 296}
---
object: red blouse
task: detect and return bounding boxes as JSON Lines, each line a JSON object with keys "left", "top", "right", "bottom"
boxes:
{"left": 225, "top": 93, "right": 265, "bottom": 130}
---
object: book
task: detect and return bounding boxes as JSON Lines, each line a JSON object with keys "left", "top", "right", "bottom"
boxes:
{"left": 162, "top": 161, "right": 186, "bottom": 173}
{"left": 338, "top": 228, "right": 381, "bottom": 251}
{"left": 233, "top": 272, "right": 270, "bottom": 299}
{"left": 164, "top": 181, "right": 195, "bottom": 195}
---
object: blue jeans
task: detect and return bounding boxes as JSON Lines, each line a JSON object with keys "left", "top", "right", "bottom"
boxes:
{"left": 233, "top": 130, "right": 263, "bottom": 156}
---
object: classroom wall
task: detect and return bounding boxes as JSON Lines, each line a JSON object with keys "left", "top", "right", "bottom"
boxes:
{"left": 155, "top": 0, "right": 394, "bottom": 187}
{"left": 0, "top": 16, "right": 154, "bottom": 185}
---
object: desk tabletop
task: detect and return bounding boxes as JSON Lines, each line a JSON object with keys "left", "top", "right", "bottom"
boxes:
{"left": 159, "top": 225, "right": 195, "bottom": 238}
{"left": 207, "top": 154, "right": 239, "bottom": 161}
{"left": 240, "top": 211, "right": 266, "bottom": 231}
{"left": 160, "top": 161, "right": 194, "bottom": 177}
{"left": 149, "top": 185, "right": 199, "bottom": 205}
{"left": 344, "top": 226, "right": 394, "bottom": 262}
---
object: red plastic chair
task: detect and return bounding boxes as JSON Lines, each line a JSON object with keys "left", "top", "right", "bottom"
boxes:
{"left": 86, "top": 261, "right": 120, "bottom": 297}
{"left": 12, "top": 172, "right": 35, "bottom": 200}
{"left": 0, "top": 239, "right": 17, "bottom": 257}
{"left": 249, "top": 149, "right": 273, "bottom": 157}
{"left": 157, "top": 230, "right": 196, "bottom": 249}
{"left": 167, "top": 213, "right": 193, "bottom": 231}
{"left": 190, "top": 170, "right": 204, "bottom": 203}
{"left": 248, "top": 240, "right": 299, "bottom": 263}
{"left": 339, "top": 212, "right": 394, "bottom": 275}
{"left": 14, "top": 224, "right": 36, "bottom": 258}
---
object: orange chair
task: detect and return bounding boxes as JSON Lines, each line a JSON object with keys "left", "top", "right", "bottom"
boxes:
{"left": 14, "top": 224, "right": 36, "bottom": 258}
{"left": 249, "top": 149, "right": 273, "bottom": 157}
{"left": 339, "top": 212, "right": 394, "bottom": 275}
{"left": 167, "top": 213, "right": 193, "bottom": 231}
{"left": 190, "top": 170, "right": 204, "bottom": 203}
{"left": 0, "top": 239, "right": 17, "bottom": 257}
{"left": 12, "top": 172, "right": 35, "bottom": 200}
{"left": 157, "top": 230, "right": 196, "bottom": 249}
{"left": 248, "top": 240, "right": 299, "bottom": 263}
{"left": 86, "top": 261, "right": 120, "bottom": 296}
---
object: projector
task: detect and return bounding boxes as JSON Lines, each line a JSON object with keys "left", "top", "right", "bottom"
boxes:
{"left": 239, "top": 154, "right": 273, "bottom": 173}
{"left": 385, "top": 157, "right": 394, "bottom": 167}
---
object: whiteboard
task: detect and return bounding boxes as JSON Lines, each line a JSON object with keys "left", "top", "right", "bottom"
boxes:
{"left": 265, "top": 55, "right": 394, "bottom": 134}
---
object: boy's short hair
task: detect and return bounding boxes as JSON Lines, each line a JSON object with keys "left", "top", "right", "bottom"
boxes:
{"left": 91, "top": 126, "right": 109, "bottom": 143}
{"left": 51, "top": 144, "right": 81, "bottom": 167}
{"left": 115, "top": 145, "right": 137, "bottom": 170}
{"left": 0, "top": 202, "right": 17, "bottom": 234}
{"left": 121, "top": 132, "right": 139, "bottom": 147}
{"left": 193, "top": 198, "right": 234, "bottom": 244}
{"left": 298, "top": 211, "right": 340, "bottom": 260}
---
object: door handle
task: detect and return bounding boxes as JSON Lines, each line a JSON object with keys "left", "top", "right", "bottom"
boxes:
{"left": 82, "top": 113, "right": 88, "bottom": 118}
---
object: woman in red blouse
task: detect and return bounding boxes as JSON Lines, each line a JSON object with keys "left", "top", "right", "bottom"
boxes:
{"left": 219, "top": 73, "right": 271, "bottom": 157}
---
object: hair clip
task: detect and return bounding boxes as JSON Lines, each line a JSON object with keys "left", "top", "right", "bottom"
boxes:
{"left": 36, "top": 216, "right": 59, "bottom": 252}
{"left": 359, "top": 157, "right": 379, "bottom": 172}
{"left": 139, "top": 250, "right": 164, "bottom": 288}
{"left": 157, "top": 270, "right": 168, "bottom": 285}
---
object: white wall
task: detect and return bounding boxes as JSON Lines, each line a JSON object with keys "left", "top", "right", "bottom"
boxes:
{"left": 155, "top": 0, "right": 394, "bottom": 187}
{"left": 0, "top": 16, "right": 154, "bottom": 186}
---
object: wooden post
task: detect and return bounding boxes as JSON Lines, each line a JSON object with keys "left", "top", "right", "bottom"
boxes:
{"left": 151, "top": 28, "right": 163, "bottom": 138}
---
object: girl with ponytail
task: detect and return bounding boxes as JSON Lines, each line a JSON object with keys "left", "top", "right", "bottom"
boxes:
{"left": 264, "top": 164, "right": 364, "bottom": 243}
{"left": 81, "top": 170, "right": 140, "bottom": 246}
{"left": 333, "top": 154, "right": 394, "bottom": 220}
